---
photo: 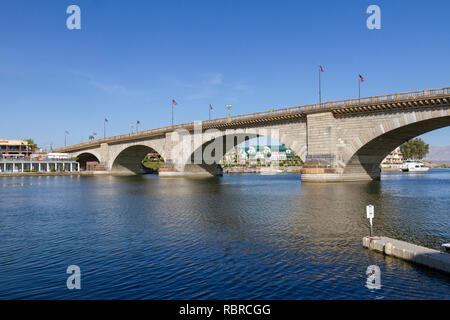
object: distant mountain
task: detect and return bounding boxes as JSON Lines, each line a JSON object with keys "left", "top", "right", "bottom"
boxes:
{"left": 424, "top": 146, "right": 450, "bottom": 164}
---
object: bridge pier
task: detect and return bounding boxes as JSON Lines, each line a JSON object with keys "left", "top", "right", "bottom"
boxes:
{"left": 300, "top": 172, "right": 379, "bottom": 182}
{"left": 159, "top": 162, "right": 222, "bottom": 177}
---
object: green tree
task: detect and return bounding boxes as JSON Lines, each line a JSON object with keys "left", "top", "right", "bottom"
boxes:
{"left": 400, "top": 138, "right": 429, "bottom": 160}
{"left": 89, "top": 135, "right": 95, "bottom": 141}
{"left": 25, "top": 138, "right": 37, "bottom": 151}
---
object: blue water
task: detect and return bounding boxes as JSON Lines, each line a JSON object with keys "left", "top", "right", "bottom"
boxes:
{"left": 0, "top": 169, "right": 449, "bottom": 299}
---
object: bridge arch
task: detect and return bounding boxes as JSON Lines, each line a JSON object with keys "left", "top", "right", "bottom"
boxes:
{"left": 75, "top": 151, "right": 102, "bottom": 171}
{"left": 177, "top": 128, "right": 306, "bottom": 175}
{"left": 341, "top": 108, "right": 450, "bottom": 179}
{"left": 110, "top": 143, "right": 164, "bottom": 174}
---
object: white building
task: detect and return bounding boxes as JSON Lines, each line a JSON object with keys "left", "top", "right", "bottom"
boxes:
{"left": 381, "top": 147, "right": 404, "bottom": 168}
{"left": 223, "top": 145, "right": 295, "bottom": 165}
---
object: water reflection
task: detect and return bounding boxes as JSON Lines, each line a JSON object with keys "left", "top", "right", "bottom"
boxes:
{"left": 0, "top": 170, "right": 449, "bottom": 299}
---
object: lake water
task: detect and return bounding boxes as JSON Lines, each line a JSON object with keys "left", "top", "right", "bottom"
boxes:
{"left": 0, "top": 169, "right": 449, "bottom": 299}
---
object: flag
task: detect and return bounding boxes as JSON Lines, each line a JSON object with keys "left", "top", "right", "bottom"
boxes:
{"left": 209, "top": 104, "right": 213, "bottom": 110}
{"left": 105, "top": 118, "right": 108, "bottom": 122}
{"left": 93, "top": 132, "right": 97, "bottom": 136}
{"left": 65, "top": 130, "right": 69, "bottom": 135}
{"left": 172, "top": 99, "right": 177, "bottom": 105}
{"left": 359, "top": 74, "right": 365, "bottom": 82}
{"left": 137, "top": 120, "right": 141, "bottom": 125}
{"left": 319, "top": 65, "right": 324, "bottom": 72}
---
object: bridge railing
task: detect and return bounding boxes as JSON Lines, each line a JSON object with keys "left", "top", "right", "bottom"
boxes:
{"left": 58, "top": 86, "right": 449, "bottom": 151}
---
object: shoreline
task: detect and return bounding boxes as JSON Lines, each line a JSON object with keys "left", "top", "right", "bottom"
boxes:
{"left": 0, "top": 172, "right": 95, "bottom": 178}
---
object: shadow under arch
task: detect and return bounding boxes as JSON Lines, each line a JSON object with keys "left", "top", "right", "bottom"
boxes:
{"left": 111, "top": 145, "right": 163, "bottom": 174}
{"left": 77, "top": 152, "right": 100, "bottom": 171}
{"left": 184, "top": 131, "right": 304, "bottom": 176}
{"left": 344, "top": 116, "right": 450, "bottom": 179}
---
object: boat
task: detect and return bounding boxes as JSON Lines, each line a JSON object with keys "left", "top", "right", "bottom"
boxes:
{"left": 259, "top": 167, "right": 283, "bottom": 175}
{"left": 400, "top": 160, "right": 430, "bottom": 172}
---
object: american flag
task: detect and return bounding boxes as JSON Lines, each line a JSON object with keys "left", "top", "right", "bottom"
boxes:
{"left": 359, "top": 74, "right": 365, "bottom": 82}
{"left": 65, "top": 130, "right": 69, "bottom": 135}
{"left": 319, "top": 65, "right": 324, "bottom": 72}
{"left": 105, "top": 118, "right": 109, "bottom": 122}
{"left": 137, "top": 120, "right": 141, "bottom": 125}
{"left": 93, "top": 132, "right": 97, "bottom": 136}
{"left": 172, "top": 99, "right": 177, "bottom": 105}
{"left": 209, "top": 104, "right": 213, "bottom": 110}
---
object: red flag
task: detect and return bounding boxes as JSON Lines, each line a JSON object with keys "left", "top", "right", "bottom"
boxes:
{"left": 359, "top": 74, "right": 365, "bottom": 82}
{"left": 209, "top": 104, "right": 213, "bottom": 110}
{"left": 93, "top": 132, "right": 97, "bottom": 136}
{"left": 172, "top": 99, "right": 177, "bottom": 105}
{"left": 65, "top": 130, "right": 69, "bottom": 135}
{"left": 319, "top": 65, "right": 324, "bottom": 72}
{"left": 104, "top": 118, "right": 109, "bottom": 122}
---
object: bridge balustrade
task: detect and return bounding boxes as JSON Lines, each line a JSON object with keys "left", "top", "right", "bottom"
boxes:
{"left": 56, "top": 86, "right": 450, "bottom": 152}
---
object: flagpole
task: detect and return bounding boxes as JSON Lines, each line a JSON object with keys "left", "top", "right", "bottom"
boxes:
{"left": 104, "top": 121, "right": 106, "bottom": 139}
{"left": 319, "top": 66, "right": 322, "bottom": 105}
{"left": 65, "top": 133, "right": 67, "bottom": 147}
{"left": 359, "top": 76, "right": 361, "bottom": 100}
{"left": 172, "top": 101, "right": 174, "bottom": 126}
{"left": 209, "top": 105, "right": 211, "bottom": 120}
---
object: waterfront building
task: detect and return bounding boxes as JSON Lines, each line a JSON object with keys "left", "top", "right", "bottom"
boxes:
{"left": 223, "top": 146, "right": 248, "bottom": 165}
{"left": 223, "top": 145, "right": 295, "bottom": 166}
{"left": 0, "top": 145, "right": 79, "bottom": 174}
{"left": 0, "top": 139, "right": 34, "bottom": 158}
{"left": 381, "top": 147, "right": 404, "bottom": 168}
{"left": 0, "top": 158, "right": 80, "bottom": 173}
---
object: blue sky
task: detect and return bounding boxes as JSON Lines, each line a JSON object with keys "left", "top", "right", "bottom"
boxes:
{"left": 0, "top": 0, "right": 449, "bottom": 149}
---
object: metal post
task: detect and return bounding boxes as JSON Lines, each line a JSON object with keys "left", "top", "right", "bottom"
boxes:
{"left": 358, "top": 77, "right": 361, "bottom": 100}
{"left": 366, "top": 205, "right": 374, "bottom": 238}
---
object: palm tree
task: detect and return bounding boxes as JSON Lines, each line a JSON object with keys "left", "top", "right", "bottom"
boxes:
{"left": 89, "top": 135, "right": 95, "bottom": 141}
{"left": 25, "top": 139, "right": 37, "bottom": 152}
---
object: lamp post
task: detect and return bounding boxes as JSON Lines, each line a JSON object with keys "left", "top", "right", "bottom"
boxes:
{"left": 226, "top": 104, "right": 232, "bottom": 122}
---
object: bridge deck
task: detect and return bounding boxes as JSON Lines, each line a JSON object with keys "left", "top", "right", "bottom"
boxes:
{"left": 56, "top": 87, "right": 450, "bottom": 153}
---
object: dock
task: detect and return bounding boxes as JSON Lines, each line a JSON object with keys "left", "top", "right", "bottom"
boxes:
{"left": 363, "top": 236, "right": 450, "bottom": 274}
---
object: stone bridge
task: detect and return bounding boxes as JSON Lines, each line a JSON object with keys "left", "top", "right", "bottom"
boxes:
{"left": 55, "top": 87, "right": 450, "bottom": 182}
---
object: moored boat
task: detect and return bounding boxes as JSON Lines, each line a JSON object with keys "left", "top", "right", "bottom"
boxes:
{"left": 400, "top": 160, "right": 430, "bottom": 172}
{"left": 259, "top": 167, "right": 283, "bottom": 175}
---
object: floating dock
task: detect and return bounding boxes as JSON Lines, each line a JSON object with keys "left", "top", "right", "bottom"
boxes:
{"left": 363, "top": 236, "right": 450, "bottom": 274}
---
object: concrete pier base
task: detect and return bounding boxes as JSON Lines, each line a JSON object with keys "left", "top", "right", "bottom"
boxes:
{"left": 159, "top": 163, "right": 223, "bottom": 178}
{"left": 363, "top": 236, "right": 450, "bottom": 274}
{"left": 301, "top": 173, "right": 376, "bottom": 182}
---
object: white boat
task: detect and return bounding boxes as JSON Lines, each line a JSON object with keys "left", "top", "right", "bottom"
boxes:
{"left": 259, "top": 167, "right": 283, "bottom": 175}
{"left": 400, "top": 160, "right": 429, "bottom": 172}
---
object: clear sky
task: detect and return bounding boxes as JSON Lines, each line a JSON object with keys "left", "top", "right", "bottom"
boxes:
{"left": 0, "top": 0, "right": 449, "bottom": 150}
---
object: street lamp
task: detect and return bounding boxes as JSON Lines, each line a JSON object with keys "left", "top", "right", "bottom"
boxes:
{"left": 226, "top": 104, "right": 232, "bottom": 122}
